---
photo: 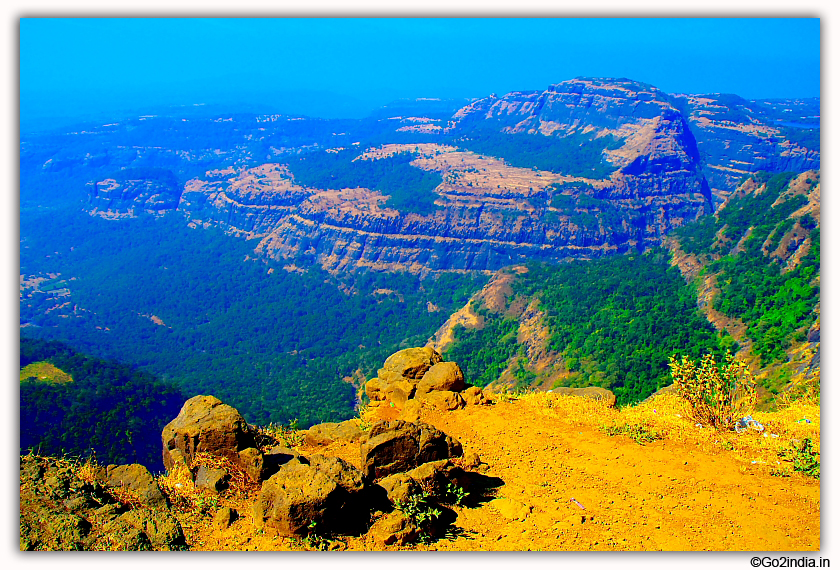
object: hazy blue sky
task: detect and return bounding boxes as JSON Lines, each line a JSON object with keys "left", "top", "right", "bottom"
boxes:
{"left": 20, "top": 18, "right": 820, "bottom": 123}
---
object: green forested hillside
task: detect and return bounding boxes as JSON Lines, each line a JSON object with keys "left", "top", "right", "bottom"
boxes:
{"left": 20, "top": 208, "right": 486, "bottom": 427}
{"left": 674, "top": 171, "right": 820, "bottom": 368}
{"left": 444, "top": 252, "right": 727, "bottom": 406}
{"left": 20, "top": 337, "right": 186, "bottom": 471}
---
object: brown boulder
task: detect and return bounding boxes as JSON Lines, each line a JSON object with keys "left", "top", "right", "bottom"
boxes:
{"left": 415, "top": 390, "right": 466, "bottom": 411}
{"left": 194, "top": 465, "right": 229, "bottom": 494}
{"left": 383, "top": 380, "right": 415, "bottom": 408}
{"left": 462, "top": 386, "right": 489, "bottom": 406}
{"left": 376, "top": 472, "right": 422, "bottom": 504}
{"left": 368, "top": 511, "right": 420, "bottom": 547}
{"left": 254, "top": 455, "right": 368, "bottom": 537}
{"left": 405, "top": 459, "right": 471, "bottom": 498}
{"left": 416, "top": 362, "right": 466, "bottom": 395}
{"left": 161, "top": 395, "right": 264, "bottom": 480}
{"left": 103, "top": 464, "right": 167, "bottom": 509}
{"left": 365, "top": 377, "right": 384, "bottom": 401}
{"left": 360, "top": 420, "right": 463, "bottom": 479}
{"left": 304, "top": 420, "right": 364, "bottom": 446}
{"left": 551, "top": 386, "right": 617, "bottom": 408}
{"left": 381, "top": 347, "right": 442, "bottom": 380}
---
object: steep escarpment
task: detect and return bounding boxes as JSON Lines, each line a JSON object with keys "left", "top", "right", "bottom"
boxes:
{"left": 78, "top": 78, "right": 818, "bottom": 276}
{"left": 668, "top": 170, "right": 821, "bottom": 399}
{"left": 178, "top": 82, "right": 713, "bottom": 274}
{"left": 672, "top": 94, "right": 820, "bottom": 205}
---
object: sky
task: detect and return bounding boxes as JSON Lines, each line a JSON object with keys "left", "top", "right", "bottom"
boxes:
{"left": 19, "top": 18, "right": 820, "bottom": 124}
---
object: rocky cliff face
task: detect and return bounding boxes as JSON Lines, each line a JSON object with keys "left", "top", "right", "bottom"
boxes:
{"left": 82, "top": 78, "right": 818, "bottom": 276}
{"left": 175, "top": 79, "right": 714, "bottom": 274}
{"left": 448, "top": 78, "right": 676, "bottom": 135}
{"left": 672, "top": 94, "right": 820, "bottom": 206}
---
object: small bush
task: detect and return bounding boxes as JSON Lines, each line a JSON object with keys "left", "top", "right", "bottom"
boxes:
{"left": 779, "top": 438, "right": 820, "bottom": 479}
{"left": 394, "top": 491, "right": 442, "bottom": 542}
{"left": 669, "top": 352, "right": 756, "bottom": 430}
{"left": 603, "top": 423, "right": 662, "bottom": 445}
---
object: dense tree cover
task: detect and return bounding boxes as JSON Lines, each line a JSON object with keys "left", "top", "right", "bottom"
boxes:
{"left": 452, "top": 127, "right": 621, "bottom": 178}
{"left": 445, "top": 254, "right": 726, "bottom": 406}
{"left": 516, "top": 254, "right": 725, "bottom": 405}
{"left": 20, "top": 337, "right": 186, "bottom": 471}
{"left": 20, "top": 207, "right": 486, "bottom": 428}
{"left": 442, "top": 305, "right": 521, "bottom": 389}
{"left": 284, "top": 149, "right": 443, "bottom": 215}
{"left": 548, "top": 185, "right": 643, "bottom": 234}
{"left": 673, "top": 171, "right": 820, "bottom": 368}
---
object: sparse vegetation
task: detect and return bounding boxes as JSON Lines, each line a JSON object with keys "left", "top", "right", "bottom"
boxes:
{"left": 779, "top": 437, "right": 820, "bottom": 479}
{"left": 394, "top": 490, "right": 443, "bottom": 542}
{"left": 603, "top": 423, "right": 662, "bottom": 445}
{"left": 446, "top": 482, "right": 470, "bottom": 506}
{"left": 454, "top": 128, "right": 621, "bottom": 178}
{"left": 669, "top": 352, "right": 756, "bottom": 431}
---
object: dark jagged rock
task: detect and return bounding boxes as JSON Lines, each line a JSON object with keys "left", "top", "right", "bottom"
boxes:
{"left": 194, "top": 465, "right": 230, "bottom": 494}
{"left": 254, "top": 455, "right": 369, "bottom": 537}
{"left": 161, "top": 395, "right": 264, "bottom": 481}
{"left": 19, "top": 454, "right": 187, "bottom": 551}
{"left": 360, "top": 420, "right": 463, "bottom": 479}
{"left": 102, "top": 464, "right": 168, "bottom": 509}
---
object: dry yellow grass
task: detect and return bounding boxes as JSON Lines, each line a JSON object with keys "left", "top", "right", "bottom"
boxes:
{"left": 521, "top": 389, "right": 819, "bottom": 475}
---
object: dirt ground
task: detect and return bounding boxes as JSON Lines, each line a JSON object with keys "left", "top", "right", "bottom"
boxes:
{"left": 178, "top": 392, "right": 819, "bottom": 552}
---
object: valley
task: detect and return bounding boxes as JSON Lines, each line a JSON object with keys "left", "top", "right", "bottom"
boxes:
{"left": 20, "top": 76, "right": 820, "bottom": 466}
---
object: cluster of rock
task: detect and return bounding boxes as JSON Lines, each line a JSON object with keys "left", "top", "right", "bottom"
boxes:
{"left": 20, "top": 348, "right": 494, "bottom": 551}
{"left": 19, "top": 455, "right": 186, "bottom": 551}
{"left": 364, "top": 347, "right": 490, "bottom": 421}
{"left": 159, "top": 386, "right": 487, "bottom": 547}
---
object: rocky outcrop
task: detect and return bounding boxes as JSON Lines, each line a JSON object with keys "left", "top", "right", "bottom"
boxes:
{"left": 360, "top": 420, "right": 463, "bottom": 479}
{"left": 88, "top": 168, "right": 182, "bottom": 219}
{"left": 171, "top": 79, "right": 717, "bottom": 275}
{"left": 161, "top": 395, "right": 265, "bottom": 481}
{"left": 72, "top": 78, "right": 817, "bottom": 275}
{"left": 101, "top": 464, "right": 168, "bottom": 509}
{"left": 672, "top": 94, "right": 820, "bottom": 206}
{"left": 254, "top": 455, "right": 369, "bottom": 537}
{"left": 365, "top": 347, "right": 490, "bottom": 416}
{"left": 304, "top": 420, "right": 364, "bottom": 446}
{"left": 19, "top": 454, "right": 187, "bottom": 551}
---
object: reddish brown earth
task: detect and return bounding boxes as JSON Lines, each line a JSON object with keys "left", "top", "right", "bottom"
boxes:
{"left": 177, "top": 393, "right": 820, "bottom": 552}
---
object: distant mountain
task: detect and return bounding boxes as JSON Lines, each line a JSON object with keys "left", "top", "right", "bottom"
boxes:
{"left": 20, "top": 76, "right": 821, "bottom": 419}
{"left": 434, "top": 169, "right": 820, "bottom": 405}
{"left": 56, "top": 76, "right": 819, "bottom": 275}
